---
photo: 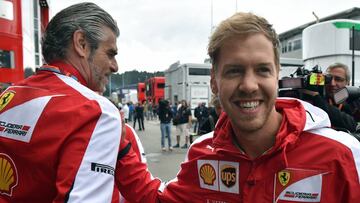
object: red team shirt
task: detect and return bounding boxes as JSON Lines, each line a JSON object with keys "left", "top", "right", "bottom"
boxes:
{"left": 0, "top": 63, "right": 122, "bottom": 202}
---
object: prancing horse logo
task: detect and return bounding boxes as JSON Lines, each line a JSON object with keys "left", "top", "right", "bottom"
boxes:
{"left": 278, "top": 170, "right": 290, "bottom": 186}
{"left": 0, "top": 91, "right": 15, "bottom": 111}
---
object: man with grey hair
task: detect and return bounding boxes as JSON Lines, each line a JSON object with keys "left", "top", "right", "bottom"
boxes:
{"left": 302, "top": 62, "right": 357, "bottom": 132}
{"left": 0, "top": 2, "right": 142, "bottom": 202}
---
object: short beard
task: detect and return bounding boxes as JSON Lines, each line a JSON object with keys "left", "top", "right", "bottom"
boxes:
{"left": 87, "top": 57, "right": 105, "bottom": 93}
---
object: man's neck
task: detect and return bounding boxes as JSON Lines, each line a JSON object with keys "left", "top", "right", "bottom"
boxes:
{"left": 232, "top": 111, "right": 283, "bottom": 159}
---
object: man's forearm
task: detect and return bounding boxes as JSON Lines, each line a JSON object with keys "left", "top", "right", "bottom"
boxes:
{"left": 115, "top": 140, "right": 161, "bottom": 203}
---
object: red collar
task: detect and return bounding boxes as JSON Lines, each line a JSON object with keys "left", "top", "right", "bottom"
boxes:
{"left": 45, "top": 61, "right": 87, "bottom": 86}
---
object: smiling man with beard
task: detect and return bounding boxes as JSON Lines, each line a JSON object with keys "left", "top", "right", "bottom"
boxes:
{"left": 0, "top": 2, "right": 128, "bottom": 202}
{"left": 115, "top": 12, "right": 360, "bottom": 203}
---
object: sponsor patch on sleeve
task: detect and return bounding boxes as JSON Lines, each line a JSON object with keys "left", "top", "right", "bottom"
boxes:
{"left": 274, "top": 168, "right": 326, "bottom": 202}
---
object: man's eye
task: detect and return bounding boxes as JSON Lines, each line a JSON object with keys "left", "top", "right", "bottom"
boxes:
{"left": 257, "top": 67, "right": 271, "bottom": 75}
{"left": 259, "top": 67, "right": 270, "bottom": 72}
{"left": 334, "top": 76, "right": 345, "bottom": 82}
{"left": 225, "top": 68, "right": 241, "bottom": 74}
{"left": 108, "top": 51, "right": 117, "bottom": 58}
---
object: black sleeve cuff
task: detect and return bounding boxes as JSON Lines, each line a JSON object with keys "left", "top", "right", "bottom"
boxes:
{"left": 117, "top": 142, "right": 132, "bottom": 161}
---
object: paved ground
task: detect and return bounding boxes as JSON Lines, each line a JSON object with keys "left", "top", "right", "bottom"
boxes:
{"left": 130, "top": 118, "right": 192, "bottom": 182}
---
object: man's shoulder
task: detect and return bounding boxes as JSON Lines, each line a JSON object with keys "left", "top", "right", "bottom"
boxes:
{"left": 186, "top": 132, "right": 216, "bottom": 160}
{"left": 296, "top": 128, "right": 360, "bottom": 181}
{"left": 302, "top": 127, "right": 360, "bottom": 158}
{"left": 21, "top": 74, "right": 118, "bottom": 116}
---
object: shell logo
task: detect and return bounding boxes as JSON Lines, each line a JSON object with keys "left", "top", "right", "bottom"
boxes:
{"left": 0, "top": 153, "right": 18, "bottom": 196}
{"left": 199, "top": 163, "right": 216, "bottom": 185}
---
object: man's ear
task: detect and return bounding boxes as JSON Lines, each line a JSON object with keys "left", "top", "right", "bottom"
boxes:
{"left": 210, "top": 68, "right": 218, "bottom": 95}
{"left": 73, "top": 30, "right": 88, "bottom": 57}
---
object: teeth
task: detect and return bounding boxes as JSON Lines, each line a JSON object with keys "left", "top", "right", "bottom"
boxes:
{"left": 239, "top": 101, "right": 259, "bottom": 108}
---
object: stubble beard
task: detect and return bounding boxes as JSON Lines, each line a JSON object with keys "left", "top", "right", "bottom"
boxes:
{"left": 231, "top": 96, "right": 276, "bottom": 134}
{"left": 88, "top": 59, "right": 106, "bottom": 93}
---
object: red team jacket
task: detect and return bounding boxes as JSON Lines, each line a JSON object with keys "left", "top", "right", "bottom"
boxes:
{"left": 117, "top": 98, "right": 360, "bottom": 203}
{"left": 1, "top": 61, "right": 359, "bottom": 202}
{"left": 0, "top": 62, "right": 122, "bottom": 202}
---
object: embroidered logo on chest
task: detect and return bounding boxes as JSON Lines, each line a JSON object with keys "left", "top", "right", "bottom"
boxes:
{"left": 278, "top": 170, "right": 290, "bottom": 186}
{"left": 197, "top": 160, "right": 239, "bottom": 194}
{"left": 274, "top": 168, "right": 326, "bottom": 202}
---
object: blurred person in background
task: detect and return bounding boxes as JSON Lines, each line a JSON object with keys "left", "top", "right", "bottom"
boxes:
{"left": 122, "top": 102, "right": 129, "bottom": 123}
{"left": 133, "top": 102, "right": 145, "bottom": 131}
{"left": 158, "top": 99, "right": 173, "bottom": 151}
{"left": 301, "top": 62, "right": 357, "bottom": 133}
{"left": 172, "top": 100, "right": 192, "bottom": 149}
{"left": 193, "top": 102, "right": 202, "bottom": 134}
{"left": 198, "top": 95, "right": 222, "bottom": 134}
{"left": 128, "top": 101, "right": 134, "bottom": 122}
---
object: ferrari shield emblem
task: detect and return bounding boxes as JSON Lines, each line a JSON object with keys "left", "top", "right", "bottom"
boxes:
{"left": 278, "top": 170, "right": 290, "bottom": 186}
{"left": 0, "top": 91, "right": 15, "bottom": 111}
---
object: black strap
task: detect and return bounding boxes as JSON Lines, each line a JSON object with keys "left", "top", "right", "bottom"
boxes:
{"left": 117, "top": 143, "right": 132, "bottom": 161}
{"left": 37, "top": 65, "right": 78, "bottom": 81}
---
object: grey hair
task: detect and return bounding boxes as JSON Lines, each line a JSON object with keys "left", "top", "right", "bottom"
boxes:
{"left": 41, "top": 2, "right": 119, "bottom": 63}
{"left": 326, "top": 62, "right": 350, "bottom": 82}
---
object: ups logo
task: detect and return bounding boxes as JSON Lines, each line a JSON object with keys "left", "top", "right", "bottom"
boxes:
{"left": 221, "top": 165, "right": 236, "bottom": 187}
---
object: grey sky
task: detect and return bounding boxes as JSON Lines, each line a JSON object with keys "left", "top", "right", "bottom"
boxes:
{"left": 50, "top": 0, "right": 359, "bottom": 73}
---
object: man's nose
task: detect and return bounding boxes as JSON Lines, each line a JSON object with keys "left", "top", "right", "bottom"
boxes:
{"left": 330, "top": 77, "right": 337, "bottom": 86}
{"left": 110, "top": 59, "right": 118, "bottom": 72}
{"left": 238, "top": 72, "right": 258, "bottom": 93}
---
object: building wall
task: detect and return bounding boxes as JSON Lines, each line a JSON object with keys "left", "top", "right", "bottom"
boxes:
{"left": 22, "top": 0, "right": 42, "bottom": 71}
{"left": 279, "top": 11, "right": 360, "bottom": 60}
{"left": 280, "top": 33, "right": 302, "bottom": 59}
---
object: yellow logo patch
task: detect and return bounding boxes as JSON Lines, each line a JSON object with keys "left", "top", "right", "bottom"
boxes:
{"left": 0, "top": 153, "right": 18, "bottom": 196}
{"left": 200, "top": 163, "right": 216, "bottom": 185}
{"left": 0, "top": 91, "right": 15, "bottom": 111}
{"left": 278, "top": 170, "right": 290, "bottom": 186}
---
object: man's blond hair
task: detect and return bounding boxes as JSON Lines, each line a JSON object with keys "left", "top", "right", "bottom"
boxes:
{"left": 208, "top": 12, "right": 280, "bottom": 72}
